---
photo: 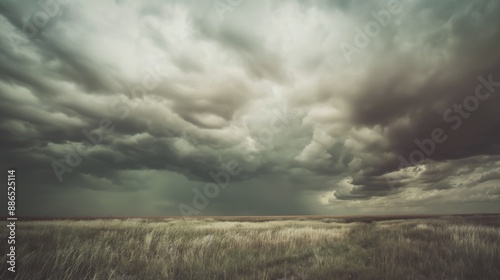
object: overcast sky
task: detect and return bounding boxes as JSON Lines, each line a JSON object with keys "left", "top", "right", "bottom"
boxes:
{"left": 1, "top": 0, "right": 500, "bottom": 216}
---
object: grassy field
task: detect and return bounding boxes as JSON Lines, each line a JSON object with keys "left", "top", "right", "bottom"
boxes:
{"left": 1, "top": 215, "right": 500, "bottom": 280}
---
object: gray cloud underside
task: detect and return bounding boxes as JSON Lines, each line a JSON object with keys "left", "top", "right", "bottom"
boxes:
{"left": 0, "top": 0, "right": 499, "bottom": 215}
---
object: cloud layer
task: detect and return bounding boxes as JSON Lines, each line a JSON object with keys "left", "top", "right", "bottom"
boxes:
{"left": 1, "top": 0, "right": 499, "bottom": 216}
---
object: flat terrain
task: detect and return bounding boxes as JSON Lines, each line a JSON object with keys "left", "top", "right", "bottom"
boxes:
{"left": 1, "top": 214, "right": 500, "bottom": 280}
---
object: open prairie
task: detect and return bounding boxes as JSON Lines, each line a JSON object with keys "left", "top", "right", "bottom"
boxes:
{"left": 1, "top": 214, "right": 500, "bottom": 280}
{"left": 2, "top": 0, "right": 500, "bottom": 279}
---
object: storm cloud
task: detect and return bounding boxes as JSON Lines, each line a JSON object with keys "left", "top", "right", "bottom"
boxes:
{"left": 0, "top": 0, "right": 499, "bottom": 216}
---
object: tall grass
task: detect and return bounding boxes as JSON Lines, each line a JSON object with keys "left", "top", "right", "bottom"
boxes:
{"left": 1, "top": 217, "right": 499, "bottom": 279}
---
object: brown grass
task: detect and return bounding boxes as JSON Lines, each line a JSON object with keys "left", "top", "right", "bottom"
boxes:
{"left": 1, "top": 214, "right": 499, "bottom": 279}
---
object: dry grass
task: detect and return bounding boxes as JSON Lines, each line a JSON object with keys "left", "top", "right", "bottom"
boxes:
{"left": 1, "top": 215, "right": 499, "bottom": 279}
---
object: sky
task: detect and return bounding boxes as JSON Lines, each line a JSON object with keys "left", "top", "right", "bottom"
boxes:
{"left": 1, "top": 0, "right": 499, "bottom": 217}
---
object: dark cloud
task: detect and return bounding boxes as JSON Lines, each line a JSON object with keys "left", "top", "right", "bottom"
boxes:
{"left": 0, "top": 0, "right": 499, "bottom": 216}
